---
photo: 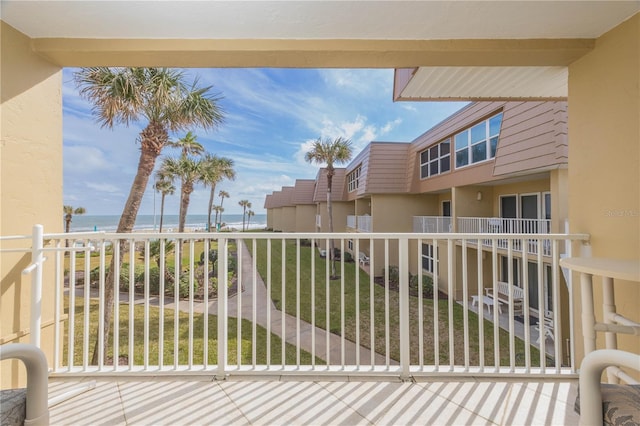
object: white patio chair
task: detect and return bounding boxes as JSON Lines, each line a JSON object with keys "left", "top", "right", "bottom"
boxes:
{"left": 0, "top": 343, "right": 50, "bottom": 426}
{"left": 358, "top": 252, "right": 370, "bottom": 266}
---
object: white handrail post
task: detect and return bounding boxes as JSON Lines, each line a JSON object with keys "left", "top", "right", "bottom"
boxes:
{"left": 31, "top": 224, "right": 44, "bottom": 347}
{"left": 398, "top": 237, "right": 410, "bottom": 380}
{"left": 217, "top": 237, "right": 228, "bottom": 380}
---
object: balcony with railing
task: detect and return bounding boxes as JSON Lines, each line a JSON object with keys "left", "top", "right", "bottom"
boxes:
{"left": 2, "top": 226, "right": 589, "bottom": 423}
{"left": 413, "top": 216, "right": 453, "bottom": 233}
{"left": 458, "top": 217, "right": 553, "bottom": 256}
{"left": 346, "top": 215, "right": 372, "bottom": 232}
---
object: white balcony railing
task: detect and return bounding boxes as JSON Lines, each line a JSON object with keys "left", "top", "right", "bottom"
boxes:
{"left": 347, "top": 215, "right": 372, "bottom": 232}
{"left": 458, "top": 217, "right": 551, "bottom": 234}
{"left": 413, "top": 216, "right": 453, "bottom": 233}
{"left": 458, "top": 217, "right": 553, "bottom": 256}
{"left": 356, "top": 215, "right": 371, "bottom": 232}
{"left": 3, "top": 225, "right": 589, "bottom": 380}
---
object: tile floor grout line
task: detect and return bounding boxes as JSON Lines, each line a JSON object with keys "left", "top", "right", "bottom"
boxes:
{"left": 115, "top": 380, "right": 130, "bottom": 426}
{"left": 216, "top": 380, "right": 258, "bottom": 425}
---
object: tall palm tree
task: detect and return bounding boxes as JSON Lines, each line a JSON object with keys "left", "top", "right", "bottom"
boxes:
{"left": 305, "top": 137, "right": 353, "bottom": 277}
{"left": 201, "top": 155, "right": 235, "bottom": 232}
{"left": 153, "top": 176, "right": 175, "bottom": 233}
{"left": 218, "top": 190, "right": 230, "bottom": 225}
{"left": 158, "top": 156, "right": 203, "bottom": 233}
{"left": 238, "top": 200, "right": 252, "bottom": 231}
{"left": 74, "top": 67, "right": 224, "bottom": 364}
{"left": 63, "top": 206, "right": 86, "bottom": 247}
{"left": 246, "top": 210, "right": 255, "bottom": 230}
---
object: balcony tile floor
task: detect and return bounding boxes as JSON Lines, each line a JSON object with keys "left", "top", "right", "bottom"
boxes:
{"left": 49, "top": 376, "right": 580, "bottom": 425}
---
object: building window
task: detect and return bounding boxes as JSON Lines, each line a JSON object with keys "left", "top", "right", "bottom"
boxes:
{"left": 421, "top": 243, "right": 436, "bottom": 273}
{"left": 347, "top": 166, "right": 361, "bottom": 192}
{"left": 348, "top": 239, "right": 353, "bottom": 251}
{"left": 420, "top": 139, "right": 451, "bottom": 179}
{"left": 454, "top": 112, "right": 503, "bottom": 169}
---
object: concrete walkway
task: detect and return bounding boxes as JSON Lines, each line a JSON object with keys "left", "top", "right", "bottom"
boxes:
{"left": 191, "top": 240, "right": 386, "bottom": 365}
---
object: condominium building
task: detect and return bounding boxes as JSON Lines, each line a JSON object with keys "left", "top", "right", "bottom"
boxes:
{"left": 268, "top": 100, "right": 569, "bottom": 332}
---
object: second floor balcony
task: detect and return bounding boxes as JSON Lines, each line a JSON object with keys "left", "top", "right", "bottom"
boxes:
{"left": 3, "top": 225, "right": 592, "bottom": 425}
{"left": 347, "top": 215, "right": 372, "bottom": 232}
{"left": 413, "top": 216, "right": 551, "bottom": 235}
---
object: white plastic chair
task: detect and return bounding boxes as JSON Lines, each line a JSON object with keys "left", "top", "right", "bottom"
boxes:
{"left": 578, "top": 349, "right": 640, "bottom": 425}
{"left": 0, "top": 343, "right": 50, "bottom": 426}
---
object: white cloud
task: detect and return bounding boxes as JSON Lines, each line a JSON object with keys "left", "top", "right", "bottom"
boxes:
{"left": 380, "top": 118, "right": 402, "bottom": 135}
{"left": 64, "top": 145, "right": 112, "bottom": 173}
{"left": 85, "top": 182, "right": 122, "bottom": 194}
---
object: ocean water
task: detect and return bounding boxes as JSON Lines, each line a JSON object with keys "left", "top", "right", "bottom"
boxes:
{"left": 69, "top": 214, "right": 266, "bottom": 232}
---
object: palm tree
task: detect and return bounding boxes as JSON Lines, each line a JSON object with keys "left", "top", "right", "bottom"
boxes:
{"left": 212, "top": 205, "right": 224, "bottom": 229}
{"left": 238, "top": 200, "right": 252, "bottom": 231}
{"left": 218, "top": 190, "right": 230, "bottom": 225}
{"left": 63, "top": 205, "right": 86, "bottom": 247}
{"left": 74, "top": 67, "right": 224, "bottom": 364}
{"left": 304, "top": 137, "right": 353, "bottom": 277}
{"left": 63, "top": 205, "right": 87, "bottom": 234}
{"left": 201, "top": 155, "right": 235, "bottom": 232}
{"left": 158, "top": 156, "right": 203, "bottom": 233}
{"left": 153, "top": 177, "right": 175, "bottom": 233}
{"left": 246, "top": 210, "right": 255, "bottom": 230}
{"left": 169, "top": 130, "right": 204, "bottom": 157}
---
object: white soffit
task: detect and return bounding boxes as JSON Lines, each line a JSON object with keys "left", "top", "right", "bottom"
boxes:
{"left": 399, "top": 67, "right": 568, "bottom": 100}
{"left": 0, "top": 1, "right": 639, "bottom": 40}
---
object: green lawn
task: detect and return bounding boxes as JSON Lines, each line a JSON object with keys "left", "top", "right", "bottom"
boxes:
{"left": 250, "top": 238, "right": 544, "bottom": 367}
{"left": 64, "top": 296, "right": 321, "bottom": 367}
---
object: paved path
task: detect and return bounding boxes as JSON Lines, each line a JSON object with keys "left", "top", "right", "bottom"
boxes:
{"left": 99, "top": 240, "right": 387, "bottom": 365}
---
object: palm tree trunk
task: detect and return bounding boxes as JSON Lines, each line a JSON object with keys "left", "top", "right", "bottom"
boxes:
{"left": 178, "top": 177, "right": 186, "bottom": 232}
{"left": 207, "top": 185, "right": 216, "bottom": 232}
{"left": 242, "top": 206, "right": 246, "bottom": 231}
{"left": 159, "top": 194, "right": 166, "bottom": 233}
{"left": 179, "top": 184, "right": 192, "bottom": 233}
{"left": 219, "top": 196, "right": 225, "bottom": 225}
{"left": 65, "top": 215, "right": 71, "bottom": 247}
{"left": 327, "top": 171, "right": 336, "bottom": 277}
{"left": 92, "top": 142, "right": 160, "bottom": 365}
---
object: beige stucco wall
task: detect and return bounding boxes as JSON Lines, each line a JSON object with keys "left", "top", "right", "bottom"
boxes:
{"left": 1, "top": 22, "right": 63, "bottom": 387}
{"left": 317, "top": 201, "right": 353, "bottom": 233}
{"left": 369, "top": 194, "right": 434, "bottom": 275}
{"left": 453, "top": 185, "right": 494, "bottom": 227}
{"left": 272, "top": 207, "right": 283, "bottom": 232}
{"left": 294, "top": 205, "right": 316, "bottom": 233}
{"left": 281, "top": 206, "right": 296, "bottom": 232}
{"left": 568, "top": 14, "right": 640, "bottom": 362}
{"left": 266, "top": 209, "right": 274, "bottom": 230}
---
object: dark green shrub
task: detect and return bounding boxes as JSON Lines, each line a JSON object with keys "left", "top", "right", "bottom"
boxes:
{"left": 199, "top": 249, "right": 217, "bottom": 265}
{"left": 90, "top": 263, "right": 132, "bottom": 292}
{"left": 410, "top": 273, "right": 434, "bottom": 298}
{"left": 383, "top": 266, "right": 400, "bottom": 284}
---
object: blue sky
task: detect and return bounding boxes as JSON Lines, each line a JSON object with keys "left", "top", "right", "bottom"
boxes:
{"left": 63, "top": 68, "right": 467, "bottom": 216}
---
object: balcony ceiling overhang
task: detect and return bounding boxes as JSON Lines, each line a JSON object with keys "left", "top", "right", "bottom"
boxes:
{"left": 1, "top": 1, "right": 638, "bottom": 97}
